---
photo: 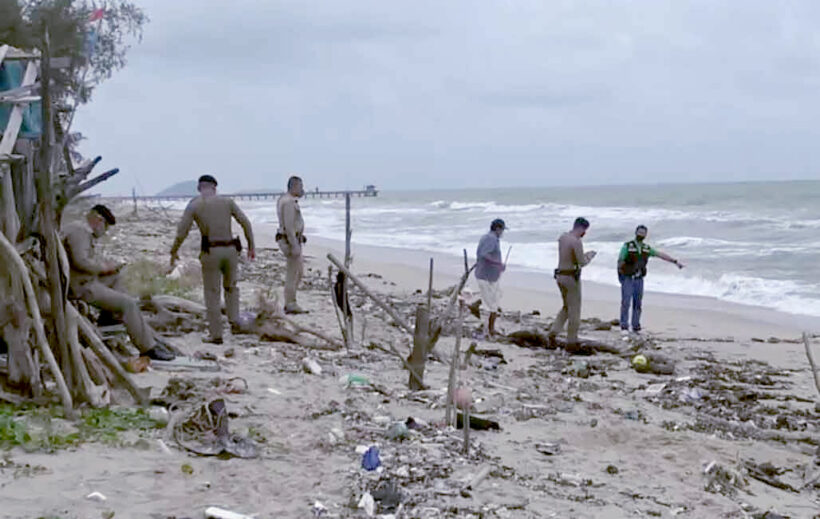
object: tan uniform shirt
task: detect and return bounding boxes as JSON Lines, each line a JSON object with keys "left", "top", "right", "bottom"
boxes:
{"left": 171, "top": 195, "right": 255, "bottom": 255}
{"left": 556, "top": 232, "right": 588, "bottom": 272}
{"left": 62, "top": 221, "right": 107, "bottom": 291}
{"left": 276, "top": 193, "right": 305, "bottom": 247}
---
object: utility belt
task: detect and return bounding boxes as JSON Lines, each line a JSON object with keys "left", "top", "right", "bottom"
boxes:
{"left": 201, "top": 236, "right": 241, "bottom": 254}
{"left": 275, "top": 231, "right": 307, "bottom": 244}
{"left": 554, "top": 267, "right": 581, "bottom": 281}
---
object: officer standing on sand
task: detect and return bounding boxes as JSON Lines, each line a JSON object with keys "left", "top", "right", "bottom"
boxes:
{"left": 170, "top": 175, "right": 255, "bottom": 344}
{"left": 277, "top": 176, "right": 307, "bottom": 314}
{"left": 618, "top": 225, "right": 684, "bottom": 335}
{"left": 63, "top": 205, "right": 175, "bottom": 360}
{"left": 547, "top": 217, "right": 596, "bottom": 353}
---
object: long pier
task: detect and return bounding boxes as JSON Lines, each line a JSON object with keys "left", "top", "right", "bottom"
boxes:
{"left": 111, "top": 187, "right": 378, "bottom": 202}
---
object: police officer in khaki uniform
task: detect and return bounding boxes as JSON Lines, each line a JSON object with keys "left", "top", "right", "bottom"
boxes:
{"left": 170, "top": 175, "right": 255, "bottom": 344}
{"left": 63, "top": 204, "right": 175, "bottom": 360}
{"left": 276, "top": 176, "right": 307, "bottom": 314}
{"left": 547, "top": 217, "right": 596, "bottom": 353}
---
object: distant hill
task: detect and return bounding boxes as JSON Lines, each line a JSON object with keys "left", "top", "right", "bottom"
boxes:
{"left": 156, "top": 180, "right": 198, "bottom": 196}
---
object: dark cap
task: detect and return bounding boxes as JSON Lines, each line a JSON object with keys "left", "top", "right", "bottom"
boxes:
{"left": 635, "top": 224, "right": 648, "bottom": 233}
{"left": 198, "top": 174, "right": 218, "bottom": 186}
{"left": 573, "top": 217, "right": 590, "bottom": 229}
{"left": 490, "top": 218, "right": 506, "bottom": 231}
{"left": 91, "top": 204, "right": 116, "bottom": 226}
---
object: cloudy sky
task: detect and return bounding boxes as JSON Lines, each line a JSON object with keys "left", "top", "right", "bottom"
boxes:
{"left": 75, "top": 0, "right": 820, "bottom": 195}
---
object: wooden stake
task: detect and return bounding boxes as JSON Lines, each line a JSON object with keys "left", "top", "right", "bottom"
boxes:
{"left": 463, "top": 403, "right": 471, "bottom": 455}
{"left": 343, "top": 192, "right": 353, "bottom": 347}
{"left": 408, "top": 304, "right": 432, "bottom": 390}
{"left": 802, "top": 332, "right": 820, "bottom": 397}
{"left": 446, "top": 303, "right": 463, "bottom": 426}
{"left": 132, "top": 187, "right": 137, "bottom": 216}
{"left": 327, "top": 253, "right": 412, "bottom": 333}
{"left": 427, "top": 257, "right": 434, "bottom": 312}
{"left": 463, "top": 249, "right": 469, "bottom": 274}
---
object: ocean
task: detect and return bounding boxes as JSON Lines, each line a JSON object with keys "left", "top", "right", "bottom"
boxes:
{"left": 239, "top": 181, "right": 820, "bottom": 317}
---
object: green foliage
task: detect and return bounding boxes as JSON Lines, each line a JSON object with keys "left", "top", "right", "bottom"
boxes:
{"left": 0, "top": 404, "right": 162, "bottom": 451}
{"left": 2, "top": 0, "right": 148, "bottom": 104}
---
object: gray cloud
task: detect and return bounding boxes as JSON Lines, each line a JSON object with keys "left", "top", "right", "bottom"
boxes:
{"left": 75, "top": 0, "right": 820, "bottom": 194}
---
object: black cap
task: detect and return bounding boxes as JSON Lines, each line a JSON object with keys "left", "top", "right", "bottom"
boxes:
{"left": 198, "top": 174, "right": 218, "bottom": 186}
{"left": 636, "top": 224, "right": 648, "bottom": 233}
{"left": 490, "top": 218, "right": 506, "bottom": 231}
{"left": 91, "top": 204, "right": 116, "bottom": 226}
{"left": 573, "top": 217, "right": 590, "bottom": 229}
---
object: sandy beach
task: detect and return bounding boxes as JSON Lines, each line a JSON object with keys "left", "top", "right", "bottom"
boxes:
{"left": 0, "top": 202, "right": 817, "bottom": 518}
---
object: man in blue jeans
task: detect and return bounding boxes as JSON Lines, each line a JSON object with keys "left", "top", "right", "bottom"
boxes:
{"left": 618, "top": 225, "right": 684, "bottom": 334}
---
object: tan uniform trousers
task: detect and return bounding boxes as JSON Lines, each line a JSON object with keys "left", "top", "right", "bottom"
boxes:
{"left": 78, "top": 275, "right": 154, "bottom": 353}
{"left": 277, "top": 240, "right": 303, "bottom": 307}
{"left": 201, "top": 246, "right": 240, "bottom": 339}
{"left": 549, "top": 275, "right": 581, "bottom": 343}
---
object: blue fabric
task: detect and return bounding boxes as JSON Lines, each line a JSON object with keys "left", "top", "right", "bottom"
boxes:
{"left": 475, "top": 232, "right": 501, "bottom": 282}
{"left": 0, "top": 62, "right": 42, "bottom": 138}
{"left": 361, "top": 446, "right": 381, "bottom": 471}
{"left": 619, "top": 275, "right": 644, "bottom": 331}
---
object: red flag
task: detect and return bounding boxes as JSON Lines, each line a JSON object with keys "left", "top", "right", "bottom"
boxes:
{"left": 89, "top": 8, "right": 104, "bottom": 22}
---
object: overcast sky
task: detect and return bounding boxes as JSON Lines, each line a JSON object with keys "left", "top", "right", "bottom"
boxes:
{"left": 75, "top": 0, "right": 820, "bottom": 195}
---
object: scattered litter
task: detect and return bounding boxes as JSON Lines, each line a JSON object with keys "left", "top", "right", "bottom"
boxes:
{"left": 355, "top": 445, "right": 369, "bottom": 455}
{"left": 302, "top": 357, "right": 322, "bottom": 375}
{"left": 172, "top": 398, "right": 259, "bottom": 458}
{"left": 267, "top": 387, "right": 282, "bottom": 395}
{"left": 535, "top": 442, "right": 561, "bottom": 455}
{"left": 372, "top": 479, "right": 403, "bottom": 511}
{"left": 204, "top": 506, "right": 255, "bottom": 519}
{"left": 386, "top": 422, "right": 409, "bottom": 441}
{"left": 312, "top": 501, "right": 328, "bottom": 516}
{"left": 85, "top": 491, "right": 106, "bottom": 502}
{"left": 151, "top": 356, "right": 220, "bottom": 372}
{"left": 644, "top": 383, "right": 667, "bottom": 396}
{"left": 125, "top": 356, "right": 150, "bottom": 373}
{"left": 340, "top": 374, "right": 370, "bottom": 387}
{"left": 703, "top": 459, "right": 747, "bottom": 496}
{"left": 157, "top": 439, "right": 173, "bottom": 455}
{"left": 679, "top": 387, "right": 703, "bottom": 403}
{"left": 605, "top": 464, "right": 619, "bottom": 475}
{"left": 358, "top": 491, "right": 376, "bottom": 517}
{"left": 147, "top": 405, "right": 170, "bottom": 425}
{"left": 362, "top": 446, "right": 381, "bottom": 471}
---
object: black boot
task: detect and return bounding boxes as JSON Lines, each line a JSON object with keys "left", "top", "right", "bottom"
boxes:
{"left": 144, "top": 343, "right": 176, "bottom": 361}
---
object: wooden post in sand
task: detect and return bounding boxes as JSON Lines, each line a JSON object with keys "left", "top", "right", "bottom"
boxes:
{"left": 427, "top": 258, "right": 434, "bottom": 312}
{"left": 408, "top": 304, "right": 432, "bottom": 390}
{"left": 802, "top": 332, "right": 820, "bottom": 397}
{"left": 343, "top": 193, "right": 353, "bottom": 347}
{"left": 463, "top": 249, "right": 469, "bottom": 274}
{"left": 132, "top": 187, "right": 138, "bottom": 216}
{"left": 446, "top": 301, "right": 463, "bottom": 426}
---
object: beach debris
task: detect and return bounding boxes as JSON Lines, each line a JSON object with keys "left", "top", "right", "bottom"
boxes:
{"left": 312, "top": 501, "right": 328, "bottom": 516}
{"left": 461, "top": 465, "right": 492, "bottom": 497}
{"left": 204, "top": 506, "right": 255, "bottom": 519}
{"left": 340, "top": 374, "right": 370, "bottom": 387}
{"left": 743, "top": 459, "right": 799, "bottom": 493}
{"left": 358, "top": 491, "right": 376, "bottom": 516}
{"left": 85, "top": 491, "right": 107, "bottom": 502}
{"left": 362, "top": 445, "right": 381, "bottom": 471}
{"left": 302, "top": 357, "right": 323, "bottom": 375}
{"left": 124, "top": 356, "right": 150, "bottom": 373}
{"left": 535, "top": 442, "right": 562, "bottom": 456}
{"left": 506, "top": 329, "right": 551, "bottom": 348}
{"left": 802, "top": 332, "right": 820, "bottom": 396}
{"left": 267, "top": 387, "right": 282, "bottom": 395}
{"left": 567, "top": 360, "right": 590, "bottom": 378}
{"left": 371, "top": 479, "right": 403, "bottom": 511}
{"left": 150, "top": 356, "right": 220, "bottom": 372}
{"left": 605, "top": 464, "right": 619, "bottom": 475}
{"left": 456, "top": 412, "right": 501, "bottom": 431}
{"left": 172, "top": 398, "right": 259, "bottom": 458}
{"left": 157, "top": 439, "right": 173, "bottom": 455}
{"left": 632, "top": 353, "right": 675, "bottom": 375}
{"left": 703, "top": 459, "right": 747, "bottom": 496}
{"left": 181, "top": 463, "right": 194, "bottom": 475}
{"left": 643, "top": 383, "right": 667, "bottom": 396}
{"left": 386, "top": 422, "right": 409, "bottom": 441}
{"left": 147, "top": 405, "right": 170, "bottom": 426}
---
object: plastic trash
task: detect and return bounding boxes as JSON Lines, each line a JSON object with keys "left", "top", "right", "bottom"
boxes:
{"left": 204, "top": 507, "right": 254, "bottom": 519}
{"left": 302, "top": 358, "right": 322, "bottom": 375}
{"left": 312, "top": 501, "right": 328, "bottom": 516}
{"left": 362, "top": 445, "right": 381, "bottom": 471}
{"left": 358, "top": 491, "right": 376, "bottom": 517}
{"left": 148, "top": 406, "right": 170, "bottom": 425}
{"left": 679, "top": 387, "right": 703, "bottom": 403}
{"left": 340, "top": 374, "right": 370, "bottom": 387}
{"left": 85, "top": 491, "right": 106, "bottom": 502}
{"left": 386, "top": 422, "right": 409, "bottom": 441}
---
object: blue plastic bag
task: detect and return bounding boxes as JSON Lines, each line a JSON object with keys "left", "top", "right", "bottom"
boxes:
{"left": 361, "top": 446, "right": 381, "bottom": 471}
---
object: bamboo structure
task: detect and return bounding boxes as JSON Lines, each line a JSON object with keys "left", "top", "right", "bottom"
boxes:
{"left": 0, "top": 42, "right": 139, "bottom": 411}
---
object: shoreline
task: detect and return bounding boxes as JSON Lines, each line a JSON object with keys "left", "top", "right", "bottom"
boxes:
{"left": 295, "top": 233, "right": 820, "bottom": 340}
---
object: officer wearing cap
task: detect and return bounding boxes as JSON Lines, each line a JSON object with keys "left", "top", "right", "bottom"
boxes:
{"left": 170, "top": 175, "right": 255, "bottom": 344}
{"left": 276, "top": 175, "right": 307, "bottom": 314}
{"left": 475, "top": 218, "right": 506, "bottom": 336}
{"left": 63, "top": 204, "right": 175, "bottom": 360}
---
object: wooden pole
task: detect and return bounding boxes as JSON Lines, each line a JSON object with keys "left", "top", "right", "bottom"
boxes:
{"left": 446, "top": 302, "right": 463, "bottom": 426}
{"left": 132, "top": 187, "right": 137, "bottom": 216}
{"left": 37, "top": 28, "right": 74, "bottom": 401}
{"left": 463, "top": 248, "right": 469, "bottom": 274}
{"left": 343, "top": 192, "right": 353, "bottom": 347}
{"left": 802, "top": 332, "right": 820, "bottom": 397}
{"left": 327, "top": 253, "right": 412, "bottom": 333}
{"left": 427, "top": 258, "right": 434, "bottom": 312}
{"left": 344, "top": 192, "right": 351, "bottom": 266}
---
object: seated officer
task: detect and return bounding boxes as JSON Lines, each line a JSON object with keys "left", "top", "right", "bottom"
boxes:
{"left": 63, "top": 204, "right": 175, "bottom": 360}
